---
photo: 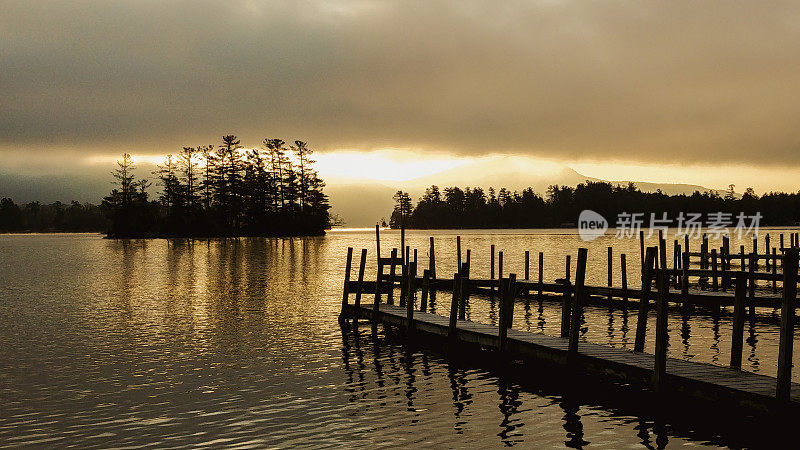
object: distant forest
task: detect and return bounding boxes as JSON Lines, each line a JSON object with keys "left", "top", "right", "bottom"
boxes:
{"left": 389, "top": 182, "right": 800, "bottom": 229}
{"left": 0, "top": 135, "right": 331, "bottom": 237}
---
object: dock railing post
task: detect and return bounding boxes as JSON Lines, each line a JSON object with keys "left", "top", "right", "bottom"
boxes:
{"left": 538, "top": 252, "right": 544, "bottom": 301}
{"left": 406, "top": 260, "right": 416, "bottom": 334}
{"left": 400, "top": 254, "right": 408, "bottom": 307}
{"left": 499, "top": 251, "right": 504, "bottom": 279}
{"left": 748, "top": 251, "right": 756, "bottom": 317}
{"left": 420, "top": 269, "right": 430, "bottom": 312}
{"left": 569, "top": 248, "right": 588, "bottom": 357}
{"left": 711, "top": 249, "right": 718, "bottom": 292}
{"left": 499, "top": 274, "right": 517, "bottom": 352}
{"left": 634, "top": 247, "right": 656, "bottom": 352}
{"left": 387, "top": 248, "right": 397, "bottom": 305}
{"left": 525, "top": 251, "right": 530, "bottom": 280}
{"left": 681, "top": 251, "right": 690, "bottom": 311}
{"left": 730, "top": 274, "right": 747, "bottom": 369}
{"left": 448, "top": 273, "right": 462, "bottom": 340}
{"left": 653, "top": 264, "right": 671, "bottom": 393}
{"left": 340, "top": 247, "right": 354, "bottom": 319}
{"left": 621, "top": 253, "right": 628, "bottom": 307}
{"left": 458, "top": 263, "right": 470, "bottom": 320}
{"left": 560, "top": 279, "right": 572, "bottom": 338}
{"left": 429, "top": 237, "right": 437, "bottom": 300}
{"left": 457, "top": 236, "right": 462, "bottom": 272}
{"left": 354, "top": 249, "right": 367, "bottom": 320}
{"left": 776, "top": 248, "right": 798, "bottom": 401}
{"left": 639, "top": 230, "right": 645, "bottom": 285}
{"left": 773, "top": 247, "right": 778, "bottom": 294}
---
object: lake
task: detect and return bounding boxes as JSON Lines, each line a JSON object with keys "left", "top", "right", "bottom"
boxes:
{"left": 0, "top": 229, "right": 796, "bottom": 447}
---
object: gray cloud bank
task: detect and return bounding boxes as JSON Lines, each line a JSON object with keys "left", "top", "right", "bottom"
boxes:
{"left": 2, "top": 0, "right": 800, "bottom": 164}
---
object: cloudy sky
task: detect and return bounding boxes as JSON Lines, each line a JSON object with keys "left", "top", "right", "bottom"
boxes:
{"left": 3, "top": 0, "right": 800, "bottom": 204}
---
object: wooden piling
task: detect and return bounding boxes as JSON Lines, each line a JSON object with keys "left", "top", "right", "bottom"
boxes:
{"left": 538, "top": 252, "right": 544, "bottom": 300}
{"left": 499, "top": 274, "right": 518, "bottom": 352}
{"left": 560, "top": 278, "right": 572, "bottom": 339}
{"left": 634, "top": 247, "right": 656, "bottom": 353}
{"left": 711, "top": 249, "right": 718, "bottom": 291}
{"left": 653, "top": 265, "right": 671, "bottom": 392}
{"left": 458, "top": 267, "right": 470, "bottom": 320}
{"left": 341, "top": 247, "right": 353, "bottom": 312}
{"left": 566, "top": 254, "right": 571, "bottom": 283}
{"left": 457, "top": 236, "right": 462, "bottom": 272}
{"left": 374, "top": 226, "right": 383, "bottom": 306}
{"left": 420, "top": 269, "right": 430, "bottom": 312}
{"left": 429, "top": 237, "right": 437, "bottom": 299}
{"left": 748, "top": 252, "right": 756, "bottom": 317}
{"left": 681, "top": 251, "right": 690, "bottom": 311}
{"left": 387, "top": 248, "right": 397, "bottom": 305}
{"left": 639, "top": 230, "right": 645, "bottom": 284}
{"left": 465, "top": 249, "right": 471, "bottom": 276}
{"left": 776, "top": 248, "right": 798, "bottom": 401}
{"left": 525, "top": 250, "right": 530, "bottom": 280}
{"left": 490, "top": 244, "right": 495, "bottom": 280}
{"left": 765, "top": 234, "right": 771, "bottom": 270}
{"left": 621, "top": 253, "right": 629, "bottom": 306}
{"left": 354, "top": 249, "right": 367, "bottom": 318}
{"left": 730, "top": 274, "right": 747, "bottom": 370}
{"left": 569, "top": 248, "right": 589, "bottom": 356}
{"left": 499, "top": 251, "right": 504, "bottom": 279}
{"left": 406, "top": 260, "right": 416, "bottom": 333}
{"left": 772, "top": 247, "right": 778, "bottom": 294}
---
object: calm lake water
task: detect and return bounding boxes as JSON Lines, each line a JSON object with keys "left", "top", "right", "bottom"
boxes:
{"left": 0, "top": 229, "right": 797, "bottom": 447}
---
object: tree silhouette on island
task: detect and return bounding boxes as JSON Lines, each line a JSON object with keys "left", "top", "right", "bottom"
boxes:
{"left": 102, "top": 135, "right": 331, "bottom": 238}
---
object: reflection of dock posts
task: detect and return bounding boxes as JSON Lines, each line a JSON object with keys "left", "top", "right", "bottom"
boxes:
{"left": 568, "top": 249, "right": 588, "bottom": 358}
{"left": 772, "top": 247, "right": 779, "bottom": 293}
{"left": 730, "top": 274, "right": 747, "bottom": 369}
{"left": 777, "top": 248, "right": 798, "bottom": 401}
{"left": 538, "top": 252, "right": 544, "bottom": 301}
{"left": 354, "top": 249, "right": 367, "bottom": 320}
{"left": 420, "top": 269, "right": 430, "bottom": 312}
{"left": 607, "top": 246, "right": 613, "bottom": 303}
{"left": 340, "top": 247, "right": 354, "bottom": 321}
{"left": 620, "top": 253, "right": 628, "bottom": 307}
{"left": 387, "top": 248, "right": 397, "bottom": 305}
{"left": 448, "top": 273, "right": 462, "bottom": 340}
{"left": 498, "top": 274, "right": 517, "bottom": 352}
{"left": 458, "top": 263, "right": 470, "bottom": 320}
{"left": 653, "top": 263, "right": 671, "bottom": 393}
{"left": 634, "top": 247, "right": 656, "bottom": 352}
{"left": 525, "top": 251, "right": 530, "bottom": 280}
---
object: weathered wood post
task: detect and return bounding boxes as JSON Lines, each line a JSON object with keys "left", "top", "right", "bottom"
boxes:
{"left": 566, "top": 254, "right": 571, "bottom": 283}
{"left": 772, "top": 247, "right": 778, "bottom": 294}
{"left": 752, "top": 235, "right": 758, "bottom": 271}
{"left": 387, "top": 248, "right": 397, "bottom": 305}
{"left": 681, "top": 251, "right": 690, "bottom": 312}
{"left": 780, "top": 233, "right": 785, "bottom": 250}
{"left": 765, "top": 233, "right": 771, "bottom": 270}
{"left": 465, "top": 249, "right": 471, "bottom": 277}
{"left": 499, "top": 274, "right": 518, "bottom": 352}
{"left": 429, "top": 237, "right": 437, "bottom": 299}
{"left": 341, "top": 247, "right": 354, "bottom": 317}
{"left": 538, "top": 252, "right": 544, "bottom": 301}
{"left": 560, "top": 277, "right": 572, "bottom": 339}
{"left": 607, "top": 246, "right": 613, "bottom": 303}
{"left": 457, "top": 236, "right": 462, "bottom": 272}
{"left": 458, "top": 264, "right": 470, "bottom": 320}
{"left": 640, "top": 230, "right": 645, "bottom": 285}
{"left": 569, "top": 248, "right": 589, "bottom": 357}
{"left": 730, "top": 274, "right": 747, "bottom": 369}
{"left": 406, "top": 260, "right": 416, "bottom": 334}
{"left": 700, "top": 234, "right": 708, "bottom": 288}
{"left": 399, "top": 250, "right": 408, "bottom": 307}
{"left": 721, "top": 235, "right": 730, "bottom": 289}
{"left": 489, "top": 243, "right": 496, "bottom": 275}
{"left": 499, "top": 251, "right": 504, "bottom": 279}
{"left": 674, "top": 243, "right": 681, "bottom": 288}
{"left": 420, "top": 269, "right": 430, "bottom": 312}
{"left": 448, "top": 272, "right": 462, "bottom": 340}
{"left": 776, "top": 248, "right": 798, "bottom": 401}
{"left": 525, "top": 250, "right": 530, "bottom": 280}
{"left": 658, "top": 237, "right": 667, "bottom": 276}
{"left": 653, "top": 263, "right": 671, "bottom": 392}
{"left": 634, "top": 247, "right": 656, "bottom": 352}
{"left": 400, "top": 222, "right": 405, "bottom": 267}
{"left": 711, "top": 249, "right": 718, "bottom": 291}
{"left": 374, "top": 226, "right": 383, "bottom": 306}
{"left": 621, "top": 253, "right": 628, "bottom": 306}
{"left": 354, "top": 249, "right": 368, "bottom": 320}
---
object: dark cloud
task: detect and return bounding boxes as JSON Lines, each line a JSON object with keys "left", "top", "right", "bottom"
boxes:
{"left": 2, "top": 0, "right": 800, "bottom": 164}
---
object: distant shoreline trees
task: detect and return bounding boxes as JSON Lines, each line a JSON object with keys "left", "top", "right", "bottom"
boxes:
{"left": 100, "top": 135, "right": 331, "bottom": 238}
{"left": 390, "top": 182, "right": 800, "bottom": 229}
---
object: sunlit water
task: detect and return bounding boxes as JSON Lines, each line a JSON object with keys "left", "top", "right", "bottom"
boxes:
{"left": 0, "top": 229, "right": 797, "bottom": 447}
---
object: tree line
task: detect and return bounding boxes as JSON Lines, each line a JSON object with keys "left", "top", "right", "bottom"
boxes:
{"left": 102, "top": 135, "right": 331, "bottom": 237}
{"left": 0, "top": 199, "right": 105, "bottom": 233}
{"left": 389, "top": 182, "right": 800, "bottom": 228}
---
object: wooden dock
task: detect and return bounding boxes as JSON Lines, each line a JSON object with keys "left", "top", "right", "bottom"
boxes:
{"left": 338, "top": 227, "right": 800, "bottom": 416}
{"left": 341, "top": 302, "right": 800, "bottom": 413}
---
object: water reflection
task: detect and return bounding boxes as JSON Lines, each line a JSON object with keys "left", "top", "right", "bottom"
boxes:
{"left": 0, "top": 231, "right": 795, "bottom": 447}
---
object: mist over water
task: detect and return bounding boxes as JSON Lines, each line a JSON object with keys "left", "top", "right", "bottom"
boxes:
{"left": 0, "top": 230, "right": 795, "bottom": 447}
